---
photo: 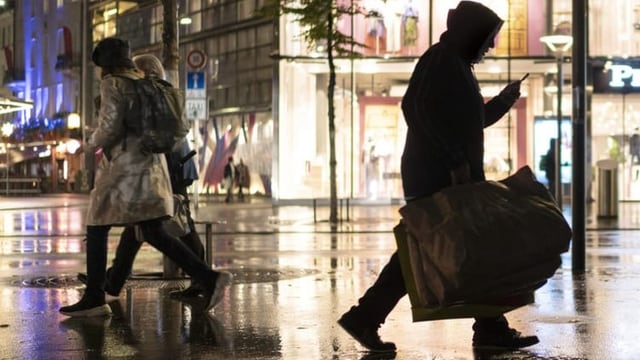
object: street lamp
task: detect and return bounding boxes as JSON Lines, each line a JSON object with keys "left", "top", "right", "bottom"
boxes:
{"left": 541, "top": 31, "right": 573, "bottom": 209}
{"left": 1, "top": 122, "right": 13, "bottom": 195}
{"left": 67, "top": 112, "right": 80, "bottom": 129}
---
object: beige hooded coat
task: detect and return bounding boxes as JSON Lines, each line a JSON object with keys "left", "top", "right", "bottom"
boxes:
{"left": 86, "top": 69, "right": 173, "bottom": 226}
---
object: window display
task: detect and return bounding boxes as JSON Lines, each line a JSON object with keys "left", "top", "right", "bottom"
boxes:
{"left": 341, "top": 0, "right": 426, "bottom": 57}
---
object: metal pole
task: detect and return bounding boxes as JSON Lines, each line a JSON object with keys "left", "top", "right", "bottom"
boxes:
{"left": 555, "top": 57, "right": 563, "bottom": 208}
{"left": 571, "top": 0, "right": 587, "bottom": 273}
{"left": 5, "top": 143, "right": 8, "bottom": 195}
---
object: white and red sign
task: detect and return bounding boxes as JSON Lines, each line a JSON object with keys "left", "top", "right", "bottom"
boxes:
{"left": 186, "top": 49, "right": 206, "bottom": 70}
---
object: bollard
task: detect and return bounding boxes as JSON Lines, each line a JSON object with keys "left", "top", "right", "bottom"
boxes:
{"left": 596, "top": 159, "right": 618, "bottom": 218}
{"left": 313, "top": 199, "right": 317, "bottom": 223}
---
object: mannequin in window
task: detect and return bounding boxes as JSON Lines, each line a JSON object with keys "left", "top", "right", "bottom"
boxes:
{"left": 629, "top": 128, "right": 640, "bottom": 165}
{"left": 402, "top": 0, "right": 419, "bottom": 53}
{"left": 383, "top": 0, "right": 404, "bottom": 53}
{"left": 630, "top": 128, "right": 640, "bottom": 181}
{"left": 364, "top": 0, "right": 387, "bottom": 54}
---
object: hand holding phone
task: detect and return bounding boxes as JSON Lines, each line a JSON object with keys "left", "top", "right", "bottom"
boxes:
{"left": 499, "top": 74, "right": 526, "bottom": 105}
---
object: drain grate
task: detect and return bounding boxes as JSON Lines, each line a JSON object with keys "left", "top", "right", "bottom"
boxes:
{"left": 15, "top": 275, "right": 81, "bottom": 288}
{"left": 9, "top": 268, "right": 319, "bottom": 289}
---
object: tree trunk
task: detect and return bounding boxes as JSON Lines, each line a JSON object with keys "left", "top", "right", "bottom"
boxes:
{"left": 161, "top": 0, "right": 181, "bottom": 277}
{"left": 162, "top": 0, "right": 179, "bottom": 87}
{"left": 327, "top": 10, "right": 338, "bottom": 227}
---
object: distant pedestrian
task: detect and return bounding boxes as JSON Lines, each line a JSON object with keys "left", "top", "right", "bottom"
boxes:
{"left": 223, "top": 156, "right": 236, "bottom": 203}
{"left": 541, "top": 138, "right": 557, "bottom": 197}
{"left": 338, "top": 1, "right": 537, "bottom": 353}
{"left": 236, "top": 158, "right": 250, "bottom": 201}
{"left": 59, "top": 37, "right": 232, "bottom": 317}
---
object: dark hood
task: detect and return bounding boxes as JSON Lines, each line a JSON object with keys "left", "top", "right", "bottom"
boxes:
{"left": 439, "top": 1, "right": 504, "bottom": 64}
{"left": 92, "top": 37, "right": 135, "bottom": 69}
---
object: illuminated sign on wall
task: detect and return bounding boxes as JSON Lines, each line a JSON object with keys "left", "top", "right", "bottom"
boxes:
{"left": 609, "top": 65, "right": 640, "bottom": 87}
{"left": 593, "top": 59, "right": 640, "bottom": 93}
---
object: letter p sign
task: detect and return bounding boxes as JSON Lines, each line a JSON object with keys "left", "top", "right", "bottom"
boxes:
{"left": 610, "top": 64, "right": 634, "bottom": 87}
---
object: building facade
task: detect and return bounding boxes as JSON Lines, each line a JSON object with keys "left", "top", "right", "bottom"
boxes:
{"left": 3, "top": 0, "right": 640, "bottom": 203}
{"left": 2, "top": 0, "right": 82, "bottom": 194}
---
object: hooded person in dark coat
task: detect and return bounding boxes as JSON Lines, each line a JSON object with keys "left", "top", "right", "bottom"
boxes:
{"left": 338, "top": 1, "right": 538, "bottom": 352}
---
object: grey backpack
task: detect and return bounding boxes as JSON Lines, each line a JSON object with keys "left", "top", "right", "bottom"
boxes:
{"left": 120, "top": 76, "right": 189, "bottom": 154}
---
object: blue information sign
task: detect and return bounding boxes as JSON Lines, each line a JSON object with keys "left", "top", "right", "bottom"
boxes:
{"left": 186, "top": 71, "right": 205, "bottom": 90}
{"left": 186, "top": 71, "right": 206, "bottom": 98}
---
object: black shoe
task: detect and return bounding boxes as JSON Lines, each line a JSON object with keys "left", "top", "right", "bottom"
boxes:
{"left": 77, "top": 272, "right": 87, "bottom": 285}
{"left": 170, "top": 285, "right": 206, "bottom": 299}
{"left": 472, "top": 327, "right": 539, "bottom": 350}
{"left": 59, "top": 295, "right": 112, "bottom": 317}
{"left": 337, "top": 312, "right": 396, "bottom": 353}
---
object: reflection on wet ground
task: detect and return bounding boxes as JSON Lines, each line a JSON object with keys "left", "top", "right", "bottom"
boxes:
{"left": 1, "top": 195, "right": 640, "bottom": 359}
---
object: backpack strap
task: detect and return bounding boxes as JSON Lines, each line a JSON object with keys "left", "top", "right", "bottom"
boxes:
{"left": 110, "top": 74, "right": 140, "bottom": 152}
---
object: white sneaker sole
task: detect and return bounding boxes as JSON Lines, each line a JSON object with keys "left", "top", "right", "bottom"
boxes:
{"left": 206, "top": 272, "right": 233, "bottom": 311}
{"left": 60, "top": 304, "right": 112, "bottom": 317}
{"left": 105, "top": 293, "right": 120, "bottom": 303}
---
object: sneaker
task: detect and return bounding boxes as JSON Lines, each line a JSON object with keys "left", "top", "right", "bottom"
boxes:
{"left": 59, "top": 295, "right": 112, "bottom": 317}
{"left": 337, "top": 312, "right": 397, "bottom": 352}
{"left": 204, "top": 271, "right": 233, "bottom": 311}
{"left": 472, "top": 328, "right": 539, "bottom": 350}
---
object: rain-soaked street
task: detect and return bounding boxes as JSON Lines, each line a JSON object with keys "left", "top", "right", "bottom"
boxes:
{"left": 1, "top": 194, "right": 640, "bottom": 359}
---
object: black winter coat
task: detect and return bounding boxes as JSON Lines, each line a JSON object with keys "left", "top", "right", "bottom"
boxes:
{"left": 400, "top": 2, "right": 511, "bottom": 199}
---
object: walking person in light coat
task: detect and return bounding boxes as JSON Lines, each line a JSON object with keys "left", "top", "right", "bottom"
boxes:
{"left": 59, "top": 37, "right": 232, "bottom": 317}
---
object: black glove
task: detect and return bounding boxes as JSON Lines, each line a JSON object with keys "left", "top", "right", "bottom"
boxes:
{"left": 497, "top": 80, "right": 521, "bottom": 106}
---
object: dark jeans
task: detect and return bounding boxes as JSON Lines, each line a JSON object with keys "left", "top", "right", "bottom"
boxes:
{"left": 106, "top": 204, "right": 205, "bottom": 295}
{"left": 84, "top": 218, "right": 214, "bottom": 300}
{"left": 348, "top": 251, "right": 507, "bottom": 330}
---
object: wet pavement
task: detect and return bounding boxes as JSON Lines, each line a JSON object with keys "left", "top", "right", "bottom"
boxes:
{"left": 0, "top": 194, "right": 639, "bottom": 359}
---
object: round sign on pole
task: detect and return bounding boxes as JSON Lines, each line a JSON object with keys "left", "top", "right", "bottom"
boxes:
{"left": 187, "top": 49, "right": 207, "bottom": 70}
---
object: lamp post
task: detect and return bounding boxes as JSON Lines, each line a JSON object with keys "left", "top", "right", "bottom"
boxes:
{"left": 541, "top": 33, "right": 573, "bottom": 209}
{"left": 67, "top": 112, "right": 80, "bottom": 130}
{"left": 1, "top": 122, "right": 14, "bottom": 196}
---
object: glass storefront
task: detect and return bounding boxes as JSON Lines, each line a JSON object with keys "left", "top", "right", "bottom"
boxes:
{"left": 275, "top": 0, "right": 546, "bottom": 200}
{"left": 273, "top": 0, "right": 640, "bottom": 201}
{"left": 592, "top": 58, "right": 640, "bottom": 200}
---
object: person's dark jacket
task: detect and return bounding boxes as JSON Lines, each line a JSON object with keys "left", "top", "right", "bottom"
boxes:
{"left": 400, "top": 1, "right": 514, "bottom": 199}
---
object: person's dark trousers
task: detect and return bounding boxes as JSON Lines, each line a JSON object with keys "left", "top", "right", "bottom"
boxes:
{"left": 107, "top": 226, "right": 142, "bottom": 295}
{"left": 85, "top": 225, "right": 111, "bottom": 300}
{"left": 162, "top": 187, "right": 205, "bottom": 261}
{"left": 225, "top": 186, "right": 233, "bottom": 203}
{"left": 347, "top": 252, "right": 406, "bottom": 326}
{"left": 348, "top": 251, "right": 508, "bottom": 328}
{"left": 138, "top": 218, "right": 214, "bottom": 287}
{"left": 181, "top": 202, "right": 205, "bottom": 261}
{"left": 104, "top": 196, "right": 206, "bottom": 294}
{"left": 175, "top": 209, "right": 206, "bottom": 287}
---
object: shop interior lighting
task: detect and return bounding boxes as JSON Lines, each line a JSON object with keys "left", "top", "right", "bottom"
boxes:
{"left": 540, "top": 34, "right": 573, "bottom": 54}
